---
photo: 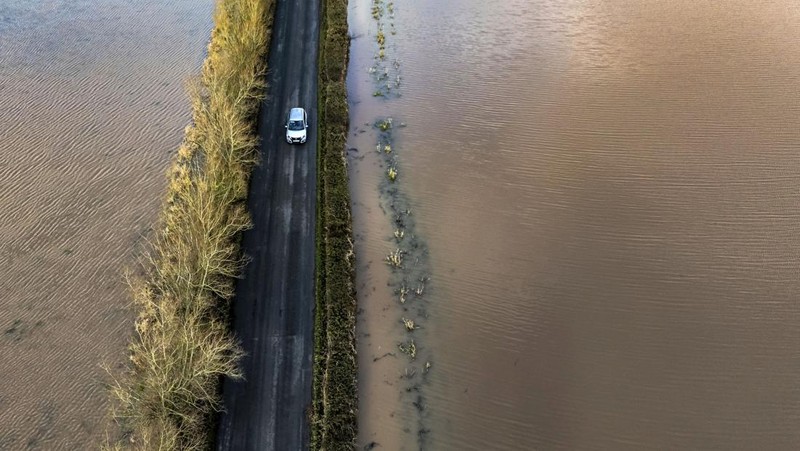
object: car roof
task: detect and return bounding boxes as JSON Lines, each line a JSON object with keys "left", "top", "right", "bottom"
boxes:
{"left": 289, "top": 108, "right": 305, "bottom": 120}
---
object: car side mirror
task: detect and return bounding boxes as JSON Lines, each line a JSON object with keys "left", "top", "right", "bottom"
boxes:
{"left": 285, "top": 125, "right": 288, "bottom": 128}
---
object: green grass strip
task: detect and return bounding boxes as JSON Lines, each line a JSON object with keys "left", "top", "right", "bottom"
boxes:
{"left": 106, "top": 0, "right": 274, "bottom": 449}
{"left": 312, "top": 0, "right": 358, "bottom": 448}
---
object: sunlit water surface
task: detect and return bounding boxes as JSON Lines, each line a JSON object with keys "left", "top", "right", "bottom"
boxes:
{"left": 0, "top": 0, "right": 212, "bottom": 448}
{"left": 348, "top": 0, "right": 800, "bottom": 449}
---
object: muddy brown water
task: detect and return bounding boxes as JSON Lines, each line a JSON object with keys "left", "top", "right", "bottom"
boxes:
{"left": 348, "top": 0, "right": 800, "bottom": 449}
{"left": 0, "top": 0, "right": 212, "bottom": 448}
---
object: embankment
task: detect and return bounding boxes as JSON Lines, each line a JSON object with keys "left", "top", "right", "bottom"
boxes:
{"left": 312, "top": 0, "right": 358, "bottom": 448}
{"left": 107, "top": 0, "right": 274, "bottom": 448}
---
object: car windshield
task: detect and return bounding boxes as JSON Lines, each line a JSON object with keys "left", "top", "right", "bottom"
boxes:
{"left": 288, "top": 119, "right": 304, "bottom": 131}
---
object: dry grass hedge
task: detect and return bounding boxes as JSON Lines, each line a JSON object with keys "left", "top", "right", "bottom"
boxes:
{"left": 107, "top": 0, "right": 273, "bottom": 449}
{"left": 312, "top": 0, "right": 358, "bottom": 448}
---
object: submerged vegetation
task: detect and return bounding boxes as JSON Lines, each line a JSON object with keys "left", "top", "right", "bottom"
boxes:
{"left": 369, "top": 0, "right": 399, "bottom": 98}
{"left": 365, "top": 0, "right": 435, "bottom": 446}
{"left": 311, "top": 0, "right": 358, "bottom": 448}
{"left": 373, "top": 118, "right": 433, "bottom": 410}
{"left": 106, "top": 0, "right": 273, "bottom": 448}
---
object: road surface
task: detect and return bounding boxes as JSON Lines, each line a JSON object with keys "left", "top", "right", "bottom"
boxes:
{"left": 216, "top": 0, "right": 320, "bottom": 448}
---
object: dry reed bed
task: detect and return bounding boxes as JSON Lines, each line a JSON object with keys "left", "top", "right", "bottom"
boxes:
{"left": 107, "top": 0, "right": 273, "bottom": 448}
{"left": 312, "top": 0, "right": 358, "bottom": 448}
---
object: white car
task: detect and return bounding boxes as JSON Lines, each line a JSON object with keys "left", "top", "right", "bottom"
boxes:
{"left": 285, "top": 107, "right": 308, "bottom": 144}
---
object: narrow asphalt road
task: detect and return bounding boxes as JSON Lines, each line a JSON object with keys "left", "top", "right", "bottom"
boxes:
{"left": 216, "top": 0, "right": 320, "bottom": 448}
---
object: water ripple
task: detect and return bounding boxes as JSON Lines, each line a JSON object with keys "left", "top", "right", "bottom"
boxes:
{"left": 0, "top": 0, "right": 213, "bottom": 448}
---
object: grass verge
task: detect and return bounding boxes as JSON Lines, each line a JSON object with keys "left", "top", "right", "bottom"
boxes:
{"left": 106, "top": 0, "right": 274, "bottom": 448}
{"left": 312, "top": 0, "right": 358, "bottom": 447}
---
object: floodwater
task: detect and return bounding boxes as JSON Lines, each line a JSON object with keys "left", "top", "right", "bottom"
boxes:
{"left": 348, "top": 0, "right": 800, "bottom": 449}
{"left": 0, "top": 0, "right": 212, "bottom": 448}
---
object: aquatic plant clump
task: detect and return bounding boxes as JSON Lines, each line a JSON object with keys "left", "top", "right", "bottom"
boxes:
{"left": 386, "top": 248, "right": 404, "bottom": 267}
{"left": 368, "top": 0, "right": 400, "bottom": 98}
{"left": 377, "top": 29, "right": 386, "bottom": 48}
{"left": 399, "top": 339, "right": 417, "bottom": 359}
{"left": 377, "top": 117, "right": 392, "bottom": 131}
{"left": 106, "top": 0, "right": 274, "bottom": 449}
{"left": 387, "top": 166, "right": 398, "bottom": 181}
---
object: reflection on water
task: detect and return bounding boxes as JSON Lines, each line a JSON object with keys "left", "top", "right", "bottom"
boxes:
{"left": 0, "top": 0, "right": 212, "bottom": 448}
{"left": 350, "top": 0, "right": 800, "bottom": 449}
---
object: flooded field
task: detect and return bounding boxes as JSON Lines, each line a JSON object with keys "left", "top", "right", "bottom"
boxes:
{"left": 348, "top": 0, "right": 800, "bottom": 449}
{"left": 0, "top": 0, "right": 212, "bottom": 448}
